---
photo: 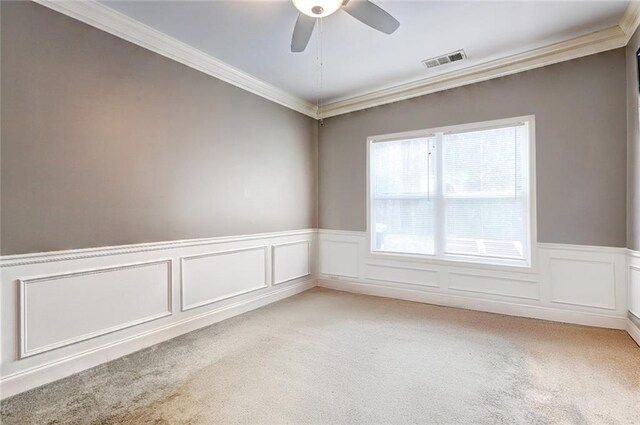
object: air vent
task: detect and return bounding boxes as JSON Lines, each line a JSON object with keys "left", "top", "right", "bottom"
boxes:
{"left": 422, "top": 50, "right": 467, "bottom": 69}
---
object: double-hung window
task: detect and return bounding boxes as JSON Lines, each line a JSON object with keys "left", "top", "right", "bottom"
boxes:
{"left": 369, "top": 116, "right": 534, "bottom": 267}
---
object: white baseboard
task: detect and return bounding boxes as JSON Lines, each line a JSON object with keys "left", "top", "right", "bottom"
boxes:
{"left": 318, "top": 278, "right": 628, "bottom": 330}
{"left": 2, "top": 228, "right": 636, "bottom": 400}
{"left": 0, "top": 278, "right": 315, "bottom": 399}
{"left": 318, "top": 229, "right": 629, "bottom": 332}
{"left": 0, "top": 229, "right": 318, "bottom": 400}
{"left": 627, "top": 318, "right": 640, "bottom": 347}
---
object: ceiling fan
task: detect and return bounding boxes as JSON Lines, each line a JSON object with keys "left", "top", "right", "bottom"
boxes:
{"left": 291, "top": 0, "right": 400, "bottom": 52}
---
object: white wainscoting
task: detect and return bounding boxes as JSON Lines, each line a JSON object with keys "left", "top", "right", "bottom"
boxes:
{"left": 181, "top": 246, "right": 268, "bottom": 311}
{"left": 319, "top": 235, "right": 360, "bottom": 278}
{"left": 629, "top": 253, "right": 640, "bottom": 319}
{"left": 0, "top": 229, "right": 317, "bottom": 399}
{"left": 19, "top": 259, "right": 172, "bottom": 359}
{"left": 628, "top": 250, "right": 640, "bottom": 346}
{"left": 318, "top": 230, "right": 629, "bottom": 330}
{"left": 2, "top": 228, "right": 636, "bottom": 399}
{"left": 272, "top": 240, "right": 311, "bottom": 285}
{"left": 629, "top": 317, "right": 640, "bottom": 347}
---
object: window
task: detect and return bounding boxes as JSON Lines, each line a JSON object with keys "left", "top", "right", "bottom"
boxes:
{"left": 369, "top": 116, "right": 534, "bottom": 267}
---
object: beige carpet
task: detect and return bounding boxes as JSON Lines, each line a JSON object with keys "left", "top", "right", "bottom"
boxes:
{"left": 1, "top": 287, "right": 639, "bottom": 424}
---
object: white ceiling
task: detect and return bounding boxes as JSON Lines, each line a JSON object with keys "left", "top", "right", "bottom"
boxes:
{"left": 100, "top": 0, "right": 629, "bottom": 104}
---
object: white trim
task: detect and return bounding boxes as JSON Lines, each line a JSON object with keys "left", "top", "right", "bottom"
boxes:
{"left": 179, "top": 246, "right": 269, "bottom": 312}
{"left": 447, "top": 271, "right": 539, "bottom": 301}
{"left": 1, "top": 228, "right": 318, "bottom": 399}
{"left": 364, "top": 263, "right": 439, "bottom": 288}
{"left": 31, "top": 0, "right": 318, "bottom": 118}
{"left": 31, "top": 0, "right": 640, "bottom": 120}
{"left": 321, "top": 26, "right": 629, "bottom": 117}
{"left": 627, "top": 318, "right": 640, "bottom": 346}
{"left": 319, "top": 230, "right": 630, "bottom": 326}
{"left": 318, "top": 278, "right": 627, "bottom": 330}
{"left": 271, "top": 240, "right": 312, "bottom": 285}
{"left": 629, "top": 261, "right": 640, "bottom": 323}
{"left": 0, "top": 278, "right": 316, "bottom": 400}
{"left": 18, "top": 259, "right": 173, "bottom": 359}
{"left": 0, "top": 229, "right": 317, "bottom": 267}
{"left": 548, "top": 257, "right": 617, "bottom": 310}
{"left": 539, "top": 242, "right": 628, "bottom": 255}
{"left": 317, "top": 229, "right": 367, "bottom": 237}
{"left": 366, "top": 115, "right": 537, "bottom": 270}
{"left": 620, "top": 0, "right": 640, "bottom": 44}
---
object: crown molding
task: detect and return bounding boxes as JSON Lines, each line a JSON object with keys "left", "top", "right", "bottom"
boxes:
{"left": 32, "top": 0, "right": 319, "bottom": 118}
{"left": 321, "top": 25, "right": 627, "bottom": 117}
{"left": 32, "top": 0, "right": 640, "bottom": 120}
{"left": 620, "top": 0, "right": 640, "bottom": 43}
{"left": 321, "top": 1, "right": 640, "bottom": 117}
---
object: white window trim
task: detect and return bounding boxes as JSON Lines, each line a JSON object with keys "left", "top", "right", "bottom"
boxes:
{"left": 366, "top": 115, "right": 538, "bottom": 272}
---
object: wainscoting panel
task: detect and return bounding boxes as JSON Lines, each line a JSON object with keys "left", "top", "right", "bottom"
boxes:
{"left": 318, "top": 230, "right": 628, "bottom": 330}
{"left": 319, "top": 238, "right": 359, "bottom": 278}
{"left": 549, "top": 257, "right": 616, "bottom": 310}
{"left": 448, "top": 272, "right": 539, "bottom": 300}
{"left": 365, "top": 263, "right": 439, "bottom": 288}
{"left": 181, "top": 247, "right": 268, "bottom": 311}
{"left": 0, "top": 229, "right": 317, "bottom": 399}
{"left": 19, "top": 260, "right": 172, "bottom": 358}
{"left": 272, "top": 240, "right": 311, "bottom": 285}
{"left": 629, "top": 263, "right": 640, "bottom": 319}
{"left": 628, "top": 252, "right": 640, "bottom": 346}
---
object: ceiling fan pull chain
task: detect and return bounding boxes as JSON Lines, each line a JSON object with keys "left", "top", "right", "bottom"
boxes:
{"left": 318, "top": 17, "right": 325, "bottom": 125}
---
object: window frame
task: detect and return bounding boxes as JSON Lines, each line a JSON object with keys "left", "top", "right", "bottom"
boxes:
{"left": 366, "top": 115, "right": 537, "bottom": 271}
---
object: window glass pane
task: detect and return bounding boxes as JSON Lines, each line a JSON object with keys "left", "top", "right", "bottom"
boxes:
{"left": 443, "top": 126, "right": 525, "bottom": 197}
{"left": 371, "top": 137, "right": 435, "bottom": 196}
{"left": 369, "top": 121, "right": 530, "bottom": 265}
{"left": 373, "top": 198, "right": 435, "bottom": 255}
{"left": 442, "top": 125, "right": 527, "bottom": 260}
{"left": 371, "top": 137, "right": 435, "bottom": 255}
{"left": 444, "top": 199, "right": 525, "bottom": 259}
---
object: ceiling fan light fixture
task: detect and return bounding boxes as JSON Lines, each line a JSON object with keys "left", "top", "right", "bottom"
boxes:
{"left": 292, "top": 0, "right": 342, "bottom": 18}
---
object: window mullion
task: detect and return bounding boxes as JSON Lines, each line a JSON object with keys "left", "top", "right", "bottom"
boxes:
{"left": 434, "top": 132, "right": 445, "bottom": 259}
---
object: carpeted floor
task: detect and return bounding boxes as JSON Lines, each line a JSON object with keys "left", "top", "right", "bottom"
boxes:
{"left": 1, "top": 287, "right": 639, "bottom": 425}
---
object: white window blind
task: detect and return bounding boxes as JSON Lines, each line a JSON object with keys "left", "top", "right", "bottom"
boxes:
{"left": 370, "top": 118, "right": 532, "bottom": 267}
{"left": 371, "top": 136, "right": 436, "bottom": 255}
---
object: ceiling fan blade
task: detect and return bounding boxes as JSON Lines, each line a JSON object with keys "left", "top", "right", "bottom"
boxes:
{"left": 342, "top": 0, "right": 399, "bottom": 34}
{"left": 291, "top": 13, "right": 316, "bottom": 52}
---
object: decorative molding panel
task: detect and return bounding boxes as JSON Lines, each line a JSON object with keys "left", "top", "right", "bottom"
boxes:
{"left": 448, "top": 272, "right": 539, "bottom": 300}
{"left": 31, "top": 0, "right": 318, "bottom": 118}
{"left": 3, "top": 278, "right": 315, "bottom": 400}
{"left": 629, "top": 264, "right": 640, "bottom": 319}
{"left": 364, "top": 263, "right": 439, "bottom": 288}
{"left": 628, "top": 318, "right": 640, "bottom": 347}
{"left": 19, "top": 260, "right": 172, "bottom": 358}
{"left": 180, "top": 246, "right": 268, "bottom": 311}
{"left": 319, "top": 239, "right": 360, "bottom": 278}
{"left": 549, "top": 257, "right": 616, "bottom": 310}
{"left": 319, "top": 277, "right": 628, "bottom": 330}
{"left": 32, "top": 0, "right": 640, "bottom": 119}
{"left": 318, "top": 229, "right": 628, "bottom": 329}
{"left": 0, "top": 229, "right": 317, "bottom": 399}
{"left": 272, "top": 240, "right": 311, "bottom": 285}
{"left": 0, "top": 229, "right": 317, "bottom": 268}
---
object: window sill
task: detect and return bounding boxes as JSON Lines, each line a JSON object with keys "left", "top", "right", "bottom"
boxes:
{"left": 366, "top": 250, "right": 538, "bottom": 275}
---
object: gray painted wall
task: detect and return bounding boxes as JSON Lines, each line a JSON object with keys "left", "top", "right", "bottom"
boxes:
{"left": 319, "top": 49, "right": 627, "bottom": 247}
{"left": 0, "top": 2, "right": 631, "bottom": 254}
{"left": 1, "top": 2, "right": 318, "bottom": 255}
{"left": 627, "top": 27, "right": 640, "bottom": 251}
